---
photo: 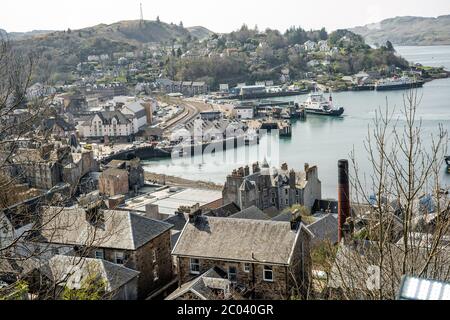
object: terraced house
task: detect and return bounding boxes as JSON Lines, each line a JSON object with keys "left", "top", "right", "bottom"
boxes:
{"left": 222, "top": 162, "right": 322, "bottom": 212}
{"left": 172, "top": 213, "right": 312, "bottom": 300}
{"left": 40, "top": 207, "right": 175, "bottom": 299}
{"left": 79, "top": 110, "right": 137, "bottom": 140}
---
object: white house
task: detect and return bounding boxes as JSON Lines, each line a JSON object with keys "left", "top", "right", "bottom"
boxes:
{"left": 79, "top": 110, "right": 136, "bottom": 139}
{"left": 304, "top": 40, "right": 317, "bottom": 52}
{"left": 87, "top": 55, "right": 100, "bottom": 62}
{"left": 318, "top": 40, "right": 329, "bottom": 52}
{"left": 121, "top": 101, "right": 148, "bottom": 130}
{"left": 234, "top": 106, "right": 254, "bottom": 119}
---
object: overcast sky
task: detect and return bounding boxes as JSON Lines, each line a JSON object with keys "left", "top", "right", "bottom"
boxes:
{"left": 1, "top": 0, "right": 449, "bottom": 33}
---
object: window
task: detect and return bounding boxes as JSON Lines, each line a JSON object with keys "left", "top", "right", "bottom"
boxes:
{"left": 153, "top": 265, "right": 159, "bottom": 281}
{"left": 152, "top": 249, "right": 157, "bottom": 263}
{"left": 115, "top": 251, "right": 125, "bottom": 265}
{"left": 95, "top": 249, "right": 104, "bottom": 260}
{"left": 228, "top": 266, "right": 237, "bottom": 283}
{"left": 285, "top": 199, "right": 289, "bottom": 205}
{"left": 263, "top": 266, "right": 273, "bottom": 282}
{"left": 190, "top": 258, "right": 200, "bottom": 274}
{"left": 243, "top": 263, "right": 251, "bottom": 273}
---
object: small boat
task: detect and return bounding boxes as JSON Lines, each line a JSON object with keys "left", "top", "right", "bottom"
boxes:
{"left": 301, "top": 92, "right": 344, "bottom": 117}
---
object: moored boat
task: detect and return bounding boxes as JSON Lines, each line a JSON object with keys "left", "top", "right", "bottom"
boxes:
{"left": 300, "top": 92, "right": 344, "bottom": 117}
{"left": 375, "top": 76, "right": 424, "bottom": 91}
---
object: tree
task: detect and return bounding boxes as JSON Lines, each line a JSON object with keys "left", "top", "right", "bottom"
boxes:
{"left": 328, "top": 90, "right": 449, "bottom": 300}
{"left": 0, "top": 38, "right": 117, "bottom": 300}
{"left": 62, "top": 274, "right": 107, "bottom": 300}
{"left": 156, "top": 16, "right": 160, "bottom": 23}
{"left": 385, "top": 40, "right": 395, "bottom": 52}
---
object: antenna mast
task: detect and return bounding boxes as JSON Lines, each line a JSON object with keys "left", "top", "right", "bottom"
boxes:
{"left": 140, "top": 3, "right": 144, "bottom": 22}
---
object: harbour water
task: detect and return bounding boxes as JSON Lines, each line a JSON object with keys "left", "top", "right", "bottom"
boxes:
{"left": 144, "top": 46, "right": 450, "bottom": 198}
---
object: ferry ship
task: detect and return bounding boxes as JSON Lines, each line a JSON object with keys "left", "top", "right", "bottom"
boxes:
{"left": 375, "top": 76, "right": 424, "bottom": 91}
{"left": 300, "top": 92, "right": 344, "bottom": 117}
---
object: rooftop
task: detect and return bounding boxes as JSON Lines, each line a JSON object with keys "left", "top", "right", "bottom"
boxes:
{"left": 172, "top": 216, "right": 307, "bottom": 265}
{"left": 122, "top": 187, "right": 222, "bottom": 216}
{"left": 41, "top": 207, "right": 173, "bottom": 250}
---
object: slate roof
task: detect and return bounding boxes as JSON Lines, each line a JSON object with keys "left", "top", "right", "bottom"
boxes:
{"left": 82, "top": 111, "right": 131, "bottom": 126}
{"left": 306, "top": 213, "right": 338, "bottom": 245}
{"left": 165, "top": 267, "right": 229, "bottom": 300}
{"left": 172, "top": 216, "right": 303, "bottom": 265}
{"left": 204, "top": 202, "right": 241, "bottom": 218}
{"left": 229, "top": 206, "right": 270, "bottom": 221}
{"left": 42, "top": 118, "right": 76, "bottom": 132}
{"left": 41, "top": 207, "right": 173, "bottom": 250}
{"left": 271, "top": 211, "right": 292, "bottom": 222}
{"left": 42, "top": 255, "right": 139, "bottom": 292}
{"left": 164, "top": 214, "right": 187, "bottom": 231}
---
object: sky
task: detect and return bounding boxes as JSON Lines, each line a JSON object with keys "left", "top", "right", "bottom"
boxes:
{"left": 1, "top": 0, "right": 449, "bottom": 33}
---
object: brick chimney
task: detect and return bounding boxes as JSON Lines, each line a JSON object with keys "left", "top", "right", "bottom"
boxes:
{"left": 338, "top": 159, "right": 351, "bottom": 242}
{"left": 289, "top": 169, "right": 296, "bottom": 189}
{"left": 252, "top": 162, "right": 260, "bottom": 173}
{"left": 244, "top": 165, "right": 250, "bottom": 177}
{"left": 188, "top": 203, "right": 202, "bottom": 224}
{"left": 281, "top": 163, "right": 288, "bottom": 171}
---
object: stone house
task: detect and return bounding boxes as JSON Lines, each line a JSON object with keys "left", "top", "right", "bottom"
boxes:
{"left": 172, "top": 214, "right": 312, "bottom": 300}
{"left": 40, "top": 117, "right": 76, "bottom": 138}
{"left": 40, "top": 207, "right": 174, "bottom": 299}
{"left": 104, "top": 159, "right": 145, "bottom": 193}
{"left": 222, "top": 162, "right": 321, "bottom": 212}
{"left": 10, "top": 144, "right": 75, "bottom": 190}
{"left": 98, "top": 168, "right": 130, "bottom": 197}
{"left": 39, "top": 255, "right": 140, "bottom": 300}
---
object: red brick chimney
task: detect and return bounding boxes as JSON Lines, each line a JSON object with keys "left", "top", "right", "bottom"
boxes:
{"left": 338, "top": 159, "right": 351, "bottom": 242}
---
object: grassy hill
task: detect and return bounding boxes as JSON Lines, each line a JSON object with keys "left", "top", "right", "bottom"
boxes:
{"left": 186, "top": 26, "right": 214, "bottom": 40}
{"left": 350, "top": 15, "right": 450, "bottom": 46}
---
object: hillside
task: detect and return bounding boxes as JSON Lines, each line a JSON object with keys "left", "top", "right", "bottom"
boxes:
{"left": 350, "top": 15, "right": 450, "bottom": 46}
{"left": 186, "top": 26, "right": 214, "bottom": 40}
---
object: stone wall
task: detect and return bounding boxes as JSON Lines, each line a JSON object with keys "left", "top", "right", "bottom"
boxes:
{"left": 177, "top": 257, "right": 293, "bottom": 300}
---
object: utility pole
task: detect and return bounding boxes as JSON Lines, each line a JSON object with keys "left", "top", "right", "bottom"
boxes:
{"left": 140, "top": 3, "right": 144, "bottom": 22}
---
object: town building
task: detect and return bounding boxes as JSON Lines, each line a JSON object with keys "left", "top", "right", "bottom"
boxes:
{"left": 8, "top": 144, "right": 97, "bottom": 190}
{"left": 172, "top": 213, "right": 312, "bottom": 299}
{"left": 234, "top": 105, "right": 255, "bottom": 119}
{"left": 98, "top": 168, "right": 130, "bottom": 197}
{"left": 40, "top": 207, "right": 175, "bottom": 299}
{"left": 78, "top": 110, "right": 136, "bottom": 140}
{"left": 39, "top": 255, "right": 140, "bottom": 300}
{"left": 104, "top": 159, "right": 145, "bottom": 193}
{"left": 157, "top": 79, "right": 209, "bottom": 97}
{"left": 222, "top": 162, "right": 322, "bottom": 212}
{"left": 40, "top": 117, "right": 76, "bottom": 138}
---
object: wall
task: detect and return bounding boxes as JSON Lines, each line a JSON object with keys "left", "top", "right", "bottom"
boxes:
{"left": 177, "top": 257, "right": 291, "bottom": 300}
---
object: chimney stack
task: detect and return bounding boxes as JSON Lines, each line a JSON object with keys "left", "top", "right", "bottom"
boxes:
{"left": 244, "top": 165, "right": 250, "bottom": 177}
{"left": 338, "top": 160, "right": 351, "bottom": 242}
